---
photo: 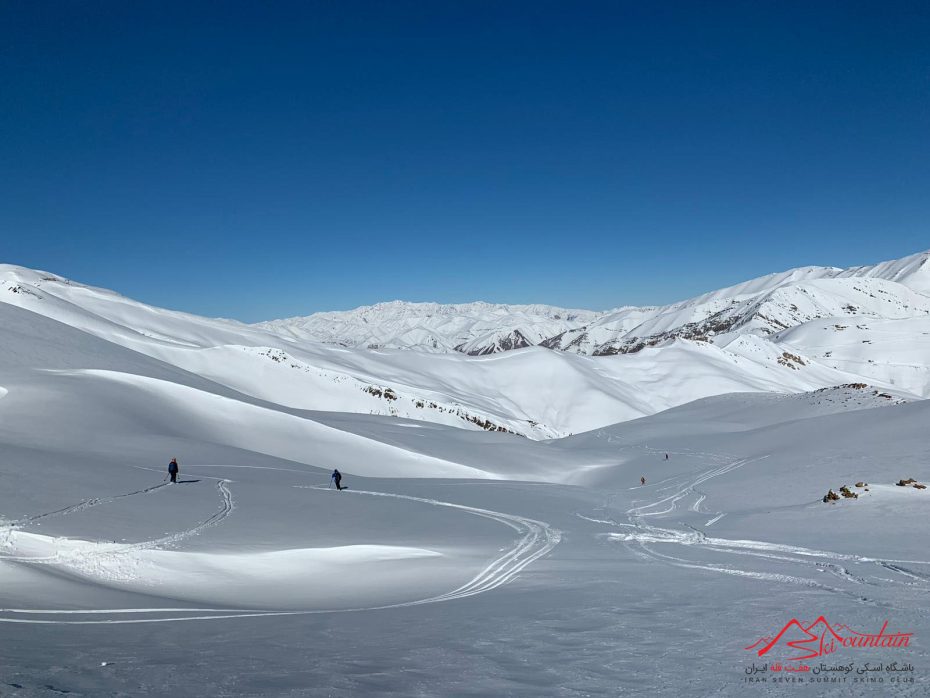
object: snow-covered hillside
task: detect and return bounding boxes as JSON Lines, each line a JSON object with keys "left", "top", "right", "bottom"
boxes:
{"left": 257, "top": 252, "right": 930, "bottom": 402}
{"left": 2, "top": 366, "right": 928, "bottom": 695}
{"left": 1, "top": 261, "right": 925, "bottom": 443}
{"left": 5, "top": 256, "right": 930, "bottom": 439}
{"left": 544, "top": 250, "right": 930, "bottom": 358}
{"left": 1, "top": 257, "right": 929, "bottom": 696}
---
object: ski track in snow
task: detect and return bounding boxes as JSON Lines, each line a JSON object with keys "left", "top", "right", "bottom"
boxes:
{"left": 0, "top": 480, "right": 234, "bottom": 568}
{"left": 0, "top": 474, "right": 560, "bottom": 624}
{"left": 600, "top": 452, "right": 930, "bottom": 603}
{"left": 3, "top": 481, "right": 171, "bottom": 529}
{"left": 306, "top": 486, "right": 562, "bottom": 607}
{"left": 0, "top": 480, "right": 172, "bottom": 557}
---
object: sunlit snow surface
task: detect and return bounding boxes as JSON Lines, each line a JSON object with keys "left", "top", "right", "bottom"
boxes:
{"left": 1, "top": 256, "right": 929, "bottom": 696}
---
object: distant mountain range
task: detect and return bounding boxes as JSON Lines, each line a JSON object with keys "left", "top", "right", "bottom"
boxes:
{"left": 258, "top": 301, "right": 600, "bottom": 355}
{"left": 256, "top": 250, "right": 930, "bottom": 399}
{"left": 543, "top": 250, "right": 930, "bottom": 356}
{"left": 1, "top": 249, "right": 927, "bottom": 439}
{"left": 258, "top": 251, "right": 930, "bottom": 356}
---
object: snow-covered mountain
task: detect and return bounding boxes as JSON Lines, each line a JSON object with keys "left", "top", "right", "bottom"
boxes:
{"left": 253, "top": 250, "right": 930, "bottom": 400}
{"left": 544, "top": 250, "right": 930, "bottom": 356}
{"left": 2, "top": 256, "right": 930, "bottom": 697}
{"left": 258, "top": 300, "right": 600, "bottom": 354}
{"left": 258, "top": 251, "right": 930, "bottom": 365}
{"left": 1, "top": 252, "right": 928, "bottom": 443}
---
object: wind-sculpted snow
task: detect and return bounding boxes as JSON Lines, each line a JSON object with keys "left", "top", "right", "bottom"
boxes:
{"left": 0, "top": 471, "right": 560, "bottom": 622}
{"left": 301, "top": 486, "right": 562, "bottom": 606}
{"left": 1, "top": 480, "right": 233, "bottom": 584}
{"left": 0, "top": 361, "right": 929, "bottom": 694}
{"left": 3, "top": 254, "right": 930, "bottom": 696}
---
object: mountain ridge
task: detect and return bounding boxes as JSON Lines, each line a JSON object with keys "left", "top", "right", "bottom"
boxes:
{"left": 255, "top": 250, "right": 930, "bottom": 359}
{"left": 1, "top": 250, "right": 927, "bottom": 440}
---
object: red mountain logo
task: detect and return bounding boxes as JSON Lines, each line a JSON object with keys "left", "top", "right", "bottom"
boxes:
{"left": 745, "top": 616, "right": 912, "bottom": 661}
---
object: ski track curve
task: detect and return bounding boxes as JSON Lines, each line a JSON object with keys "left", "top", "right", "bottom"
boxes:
{"left": 318, "top": 487, "right": 562, "bottom": 607}
{"left": 0, "top": 479, "right": 560, "bottom": 624}
{"left": 0, "top": 480, "right": 234, "bottom": 567}
{"left": 601, "top": 452, "right": 930, "bottom": 601}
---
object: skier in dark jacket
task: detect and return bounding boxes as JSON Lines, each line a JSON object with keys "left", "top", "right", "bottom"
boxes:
{"left": 332, "top": 469, "right": 344, "bottom": 490}
{"left": 640, "top": 476, "right": 646, "bottom": 486}
{"left": 168, "top": 458, "right": 179, "bottom": 484}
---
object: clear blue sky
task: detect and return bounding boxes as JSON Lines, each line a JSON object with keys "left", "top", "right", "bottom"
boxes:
{"left": 2, "top": 1, "right": 928, "bottom": 321}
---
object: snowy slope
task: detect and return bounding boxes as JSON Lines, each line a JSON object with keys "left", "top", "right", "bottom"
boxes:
{"left": 545, "top": 250, "right": 930, "bottom": 356}
{"left": 1, "top": 258, "right": 929, "bottom": 696}
{"left": 2, "top": 369, "right": 928, "bottom": 695}
{"left": 835, "top": 248, "right": 930, "bottom": 292}
{"left": 252, "top": 251, "right": 930, "bottom": 409}
{"left": 5, "top": 263, "right": 922, "bottom": 441}
{"left": 775, "top": 315, "right": 930, "bottom": 397}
